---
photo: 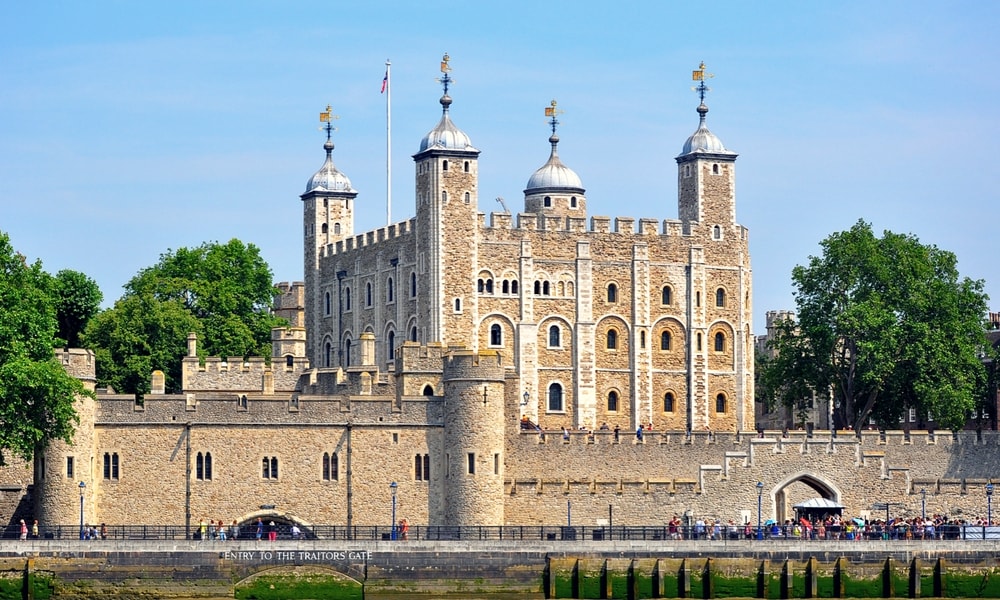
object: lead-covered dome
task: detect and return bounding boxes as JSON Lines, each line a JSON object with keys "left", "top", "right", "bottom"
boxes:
{"left": 525, "top": 133, "right": 583, "bottom": 192}
{"left": 418, "top": 95, "right": 477, "bottom": 152}
{"left": 305, "top": 139, "right": 355, "bottom": 194}
{"left": 679, "top": 103, "right": 735, "bottom": 156}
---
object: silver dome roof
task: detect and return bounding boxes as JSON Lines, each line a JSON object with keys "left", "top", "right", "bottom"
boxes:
{"left": 679, "top": 103, "right": 735, "bottom": 156}
{"left": 525, "top": 134, "right": 583, "bottom": 191}
{"left": 305, "top": 140, "right": 356, "bottom": 194}
{"left": 418, "top": 95, "right": 477, "bottom": 152}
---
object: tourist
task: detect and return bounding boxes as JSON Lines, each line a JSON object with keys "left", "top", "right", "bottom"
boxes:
{"left": 218, "top": 520, "right": 227, "bottom": 541}
{"left": 613, "top": 425, "right": 620, "bottom": 442}
{"left": 199, "top": 518, "right": 207, "bottom": 541}
{"left": 255, "top": 518, "right": 263, "bottom": 542}
{"left": 19, "top": 519, "right": 27, "bottom": 541}
{"left": 100, "top": 523, "right": 107, "bottom": 540}
{"left": 636, "top": 424, "right": 643, "bottom": 441}
{"left": 399, "top": 519, "right": 409, "bottom": 540}
{"left": 268, "top": 520, "right": 277, "bottom": 542}
{"left": 31, "top": 520, "right": 38, "bottom": 539}
{"left": 290, "top": 524, "right": 301, "bottom": 539}
{"left": 562, "top": 427, "right": 569, "bottom": 441}
{"left": 231, "top": 520, "right": 240, "bottom": 540}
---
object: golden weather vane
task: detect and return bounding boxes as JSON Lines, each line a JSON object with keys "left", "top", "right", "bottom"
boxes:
{"left": 435, "top": 53, "right": 454, "bottom": 95}
{"left": 691, "top": 61, "right": 714, "bottom": 103}
{"left": 318, "top": 104, "right": 339, "bottom": 138}
{"left": 544, "top": 99, "right": 565, "bottom": 134}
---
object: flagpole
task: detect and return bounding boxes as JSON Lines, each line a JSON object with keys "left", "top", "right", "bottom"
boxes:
{"left": 385, "top": 59, "right": 392, "bottom": 226}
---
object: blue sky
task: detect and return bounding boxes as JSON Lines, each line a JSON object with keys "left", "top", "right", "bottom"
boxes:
{"left": 2, "top": 1, "right": 998, "bottom": 332}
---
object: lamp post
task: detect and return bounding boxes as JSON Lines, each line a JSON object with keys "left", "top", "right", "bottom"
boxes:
{"left": 920, "top": 488, "right": 927, "bottom": 521}
{"left": 522, "top": 391, "right": 530, "bottom": 406}
{"left": 756, "top": 481, "right": 764, "bottom": 540}
{"left": 986, "top": 482, "right": 994, "bottom": 532}
{"left": 389, "top": 481, "right": 398, "bottom": 540}
{"left": 78, "top": 481, "right": 86, "bottom": 540}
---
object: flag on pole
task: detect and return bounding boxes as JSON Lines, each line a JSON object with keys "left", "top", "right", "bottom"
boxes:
{"left": 545, "top": 107, "right": 554, "bottom": 117}
{"left": 320, "top": 111, "right": 330, "bottom": 122}
{"left": 381, "top": 71, "right": 388, "bottom": 94}
{"left": 692, "top": 70, "right": 704, "bottom": 81}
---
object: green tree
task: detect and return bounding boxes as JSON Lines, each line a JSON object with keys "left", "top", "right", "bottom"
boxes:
{"left": 83, "top": 239, "right": 285, "bottom": 394}
{"left": 758, "top": 220, "right": 989, "bottom": 432}
{"left": 53, "top": 269, "right": 103, "bottom": 348}
{"left": 0, "top": 232, "right": 90, "bottom": 465}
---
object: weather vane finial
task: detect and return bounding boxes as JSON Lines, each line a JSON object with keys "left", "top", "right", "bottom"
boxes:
{"left": 318, "top": 104, "right": 339, "bottom": 140}
{"left": 691, "top": 61, "right": 714, "bottom": 103}
{"left": 544, "top": 99, "right": 564, "bottom": 135}
{"left": 436, "top": 53, "right": 453, "bottom": 96}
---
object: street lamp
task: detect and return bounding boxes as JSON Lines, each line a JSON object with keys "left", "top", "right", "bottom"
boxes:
{"left": 986, "top": 482, "right": 994, "bottom": 531}
{"left": 521, "top": 391, "right": 530, "bottom": 406}
{"left": 389, "top": 481, "right": 398, "bottom": 540}
{"left": 78, "top": 481, "right": 86, "bottom": 540}
{"left": 756, "top": 482, "right": 764, "bottom": 540}
{"left": 920, "top": 488, "right": 927, "bottom": 521}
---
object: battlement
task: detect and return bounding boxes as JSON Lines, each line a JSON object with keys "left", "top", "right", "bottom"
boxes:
{"left": 443, "top": 348, "right": 505, "bottom": 381}
{"left": 56, "top": 348, "right": 96, "bottom": 383}
{"left": 325, "top": 218, "right": 416, "bottom": 256}
{"left": 483, "top": 211, "right": 718, "bottom": 239}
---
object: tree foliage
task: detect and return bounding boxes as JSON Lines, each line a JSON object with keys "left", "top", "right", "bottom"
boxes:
{"left": 83, "top": 239, "right": 285, "bottom": 394}
{"left": 53, "top": 269, "right": 103, "bottom": 348}
{"left": 0, "top": 232, "right": 90, "bottom": 465}
{"left": 757, "top": 220, "right": 989, "bottom": 431}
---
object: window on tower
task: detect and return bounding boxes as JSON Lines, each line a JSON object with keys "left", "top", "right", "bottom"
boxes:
{"left": 606, "top": 329, "right": 618, "bottom": 350}
{"left": 661, "top": 286, "right": 672, "bottom": 305}
{"left": 715, "top": 393, "right": 727, "bottom": 413}
{"left": 548, "top": 324, "right": 560, "bottom": 348}
{"left": 663, "top": 392, "right": 675, "bottom": 412}
{"left": 660, "top": 331, "right": 671, "bottom": 351}
{"left": 547, "top": 382, "right": 564, "bottom": 412}
{"left": 607, "top": 390, "right": 619, "bottom": 412}
{"left": 714, "top": 331, "right": 726, "bottom": 352}
{"left": 490, "top": 323, "right": 502, "bottom": 346}
{"left": 607, "top": 283, "right": 618, "bottom": 303}
{"left": 716, "top": 288, "right": 726, "bottom": 307}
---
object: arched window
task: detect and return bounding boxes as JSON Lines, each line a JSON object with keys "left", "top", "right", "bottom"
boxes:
{"left": 607, "top": 329, "right": 618, "bottom": 350}
{"left": 454, "top": 298, "right": 462, "bottom": 312}
{"left": 607, "top": 391, "right": 619, "bottom": 412}
{"left": 442, "top": 159, "right": 449, "bottom": 171}
{"left": 640, "top": 330, "right": 646, "bottom": 349}
{"left": 387, "top": 331, "right": 395, "bottom": 362}
{"left": 366, "top": 282, "right": 372, "bottom": 306}
{"left": 548, "top": 383, "right": 563, "bottom": 412}
{"left": 334, "top": 223, "right": 341, "bottom": 235}
{"left": 534, "top": 281, "right": 541, "bottom": 295}
{"left": 511, "top": 280, "right": 519, "bottom": 294}
{"left": 502, "top": 280, "right": 509, "bottom": 294}
{"left": 478, "top": 279, "right": 485, "bottom": 293}
{"left": 544, "top": 196, "right": 551, "bottom": 207}
{"left": 485, "top": 279, "right": 493, "bottom": 293}
{"left": 661, "top": 286, "right": 672, "bottom": 305}
{"left": 324, "top": 291, "right": 331, "bottom": 315}
{"left": 664, "top": 392, "right": 675, "bottom": 412}
{"left": 463, "top": 161, "right": 470, "bottom": 173}
{"left": 714, "top": 331, "right": 725, "bottom": 352}
{"left": 570, "top": 196, "right": 577, "bottom": 208}
{"left": 324, "top": 342, "right": 332, "bottom": 367}
{"left": 422, "top": 385, "right": 434, "bottom": 396}
{"left": 542, "top": 281, "right": 550, "bottom": 295}
{"left": 712, "top": 163, "right": 719, "bottom": 174}
{"left": 716, "top": 288, "right": 726, "bottom": 307}
{"left": 607, "top": 283, "right": 618, "bottom": 303}
{"left": 196, "top": 452, "right": 210, "bottom": 481}
{"left": 285, "top": 355, "right": 294, "bottom": 368}
{"left": 490, "top": 324, "right": 502, "bottom": 346}
{"left": 387, "top": 278, "right": 394, "bottom": 302}
{"left": 713, "top": 225, "right": 721, "bottom": 240}
{"left": 441, "top": 190, "right": 448, "bottom": 202}
{"left": 344, "top": 338, "right": 352, "bottom": 367}
{"left": 345, "top": 287, "right": 352, "bottom": 311}
{"left": 410, "top": 272, "right": 417, "bottom": 297}
{"left": 715, "top": 393, "right": 727, "bottom": 413}
{"left": 321, "top": 223, "right": 328, "bottom": 234}
{"left": 410, "top": 326, "right": 418, "bottom": 342}
{"left": 464, "top": 191, "right": 470, "bottom": 204}
{"left": 323, "top": 452, "right": 339, "bottom": 481}
{"left": 548, "top": 324, "right": 560, "bottom": 348}
{"left": 660, "top": 331, "right": 671, "bottom": 351}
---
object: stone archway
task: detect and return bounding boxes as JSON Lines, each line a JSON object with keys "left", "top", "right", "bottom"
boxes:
{"left": 235, "top": 565, "right": 363, "bottom": 600}
{"left": 769, "top": 471, "right": 842, "bottom": 524}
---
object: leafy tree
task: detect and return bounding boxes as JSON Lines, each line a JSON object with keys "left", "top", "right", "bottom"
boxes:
{"left": 0, "top": 232, "right": 90, "bottom": 465}
{"left": 758, "top": 220, "right": 989, "bottom": 432}
{"left": 53, "top": 269, "right": 103, "bottom": 348}
{"left": 83, "top": 239, "right": 285, "bottom": 394}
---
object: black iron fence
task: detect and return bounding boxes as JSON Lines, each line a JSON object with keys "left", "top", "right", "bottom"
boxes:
{"left": 2, "top": 524, "right": 999, "bottom": 542}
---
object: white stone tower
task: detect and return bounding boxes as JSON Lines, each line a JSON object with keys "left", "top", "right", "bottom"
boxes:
{"left": 301, "top": 107, "right": 357, "bottom": 367}
{"left": 412, "top": 54, "right": 481, "bottom": 347}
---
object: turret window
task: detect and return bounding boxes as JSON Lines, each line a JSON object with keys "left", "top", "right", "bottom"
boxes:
{"left": 463, "top": 161, "right": 470, "bottom": 173}
{"left": 547, "top": 383, "right": 564, "bottom": 412}
{"left": 714, "top": 331, "right": 726, "bottom": 352}
{"left": 410, "top": 326, "right": 418, "bottom": 342}
{"left": 464, "top": 191, "right": 470, "bottom": 204}
{"left": 442, "top": 159, "right": 449, "bottom": 171}
{"left": 345, "top": 287, "right": 352, "bottom": 311}
{"left": 660, "top": 331, "right": 671, "bottom": 351}
{"left": 661, "top": 286, "right": 672, "bottom": 305}
{"left": 607, "top": 390, "right": 619, "bottom": 412}
{"left": 334, "top": 223, "right": 341, "bottom": 235}
{"left": 324, "top": 292, "right": 331, "bottom": 315}
{"left": 195, "top": 452, "right": 210, "bottom": 481}
{"left": 663, "top": 392, "right": 675, "bottom": 412}
{"left": 607, "top": 283, "right": 618, "bottom": 303}
{"left": 715, "top": 393, "right": 727, "bottom": 413}
{"left": 415, "top": 454, "right": 430, "bottom": 480}
{"left": 321, "top": 223, "right": 328, "bottom": 234}
{"left": 606, "top": 329, "right": 618, "bottom": 350}
{"left": 387, "top": 331, "right": 395, "bottom": 362}
{"left": 502, "top": 280, "right": 509, "bottom": 294}
{"left": 544, "top": 196, "right": 551, "bottom": 207}
{"left": 387, "top": 278, "right": 394, "bottom": 303}
{"left": 715, "top": 288, "right": 726, "bottom": 307}
{"left": 490, "top": 323, "right": 502, "bottom": 346}
{"left": 366, "top": 283, "right": 373, "bottom": 307}
{"left": 570, "top": 196, "right": 577, "bottom": 208}
{"left": 410, "top": 272, "right": 417, "bottom": 297}
{"left": 454, "top": 298, "right": 462, "bottom": 313}
{"left": 712, "top": 163, "right": 720, "bottom": 175}
{"left": 548, "top": 324, "right": 561, "bottom": 348}
{"left": 713, "top": 225, "right": 722, "bottom": 240}
{"left": 684, "top": 164, "right": 691, "bottom": 177}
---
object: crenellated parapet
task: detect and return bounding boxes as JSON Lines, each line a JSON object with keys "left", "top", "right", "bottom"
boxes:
{"left": 325, "top": 219, "right": 416, "bottom": 257}
{"left": 482, "top": 211, "right": 741, "bottom": 239}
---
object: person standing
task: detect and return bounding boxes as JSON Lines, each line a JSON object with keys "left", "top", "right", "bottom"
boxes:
{"left": 19, "top": 519, "right": 27, "bottom": 541}
{"left": 255, "top": 518, "right": 263, "bottom": 542}
{"left": 31, "top": 520, "right": 39, "bottom": 539}
{"left": 231, "top": 520, "right": 240, "bottom": 541}
{"left": 199, "top": 518, "right": 207, "bottom": 541}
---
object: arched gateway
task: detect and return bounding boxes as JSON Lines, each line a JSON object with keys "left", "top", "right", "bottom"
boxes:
{"left": 767, "top": 471, "right": 842, "bottom": 524}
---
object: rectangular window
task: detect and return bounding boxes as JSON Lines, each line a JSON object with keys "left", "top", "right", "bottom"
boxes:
{"left": 423, "top": 454, "right": 430, "bottom": 481}
{"left": 415, "top": 455, "right": 423, "bottom": 481}
{"left": 467, "top": 453, "right": 475, "bottom": 475}
{"left": 66, "top": 456, "right": 74, "bottom": 479}
{"left": 494, "top": 453, "right": 500, "bottom": 475}
{"left": 103, "top": 452, "right": 119, "bottom": 480}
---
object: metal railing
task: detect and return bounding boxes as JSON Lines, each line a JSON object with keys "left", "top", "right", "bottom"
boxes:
{"left": 2, "top": 524, "right": 999, "bottom": 542}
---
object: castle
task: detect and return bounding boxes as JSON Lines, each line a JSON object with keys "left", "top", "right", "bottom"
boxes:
{"left": 4, "top": 59, "right": 999, "bottom": 535}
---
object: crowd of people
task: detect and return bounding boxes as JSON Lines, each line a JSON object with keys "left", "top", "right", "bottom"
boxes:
{"left": 669, "top": 513, "right": 997, "bottom": 541}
